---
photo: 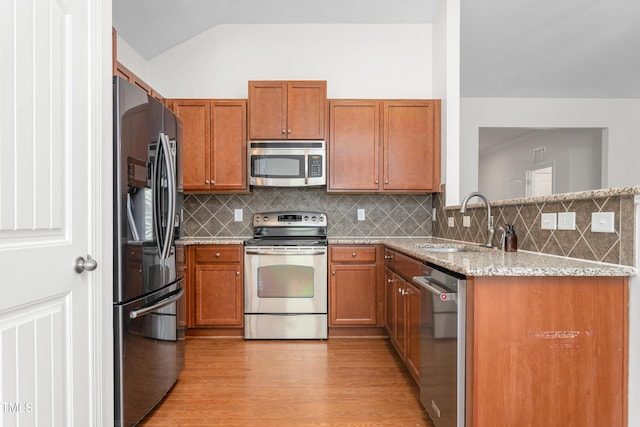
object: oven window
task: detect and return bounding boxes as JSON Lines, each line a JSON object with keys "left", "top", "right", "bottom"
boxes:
{"left": 257, "top": 265, "right": 314, "bottom": 298}
{"left": 252, "top": 155, "right": 304, "bottom": 178}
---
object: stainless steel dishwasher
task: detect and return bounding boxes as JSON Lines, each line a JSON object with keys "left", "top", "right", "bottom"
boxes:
{"left": 413, "top": 265, "right": 466, "bottom": 427}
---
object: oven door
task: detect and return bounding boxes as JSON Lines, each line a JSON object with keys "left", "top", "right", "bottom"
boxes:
{"left": 244, "top": 246, "right": 328, "bottom": 314}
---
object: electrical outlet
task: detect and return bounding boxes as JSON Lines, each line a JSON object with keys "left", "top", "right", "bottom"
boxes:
{"left": 234, "top": 209, "right": 243, "bottom": 222}
{"left": 432, "top": 208, "right": 436, "bottom": 221}
{"left": 591, "top": 212, "right": 615, "bottom": 233}
{"left": 447, "top": 217, "right": 455, "bottom": 228}
{"left": 463, "top": 216, "right": 471, "bottom": 227}
{"left": 357, "top": 209, "right": 365, "bottom": 221}
{"left": 541, "top": 213, "right": 557, "bottom": 230}
{"left": 557, "top": 212, "right": 576, "bottom": 230}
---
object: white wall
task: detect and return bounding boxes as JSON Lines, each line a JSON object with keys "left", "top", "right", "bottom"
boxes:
{"left": 460, "top": 98, "right": 640, "bottom": 203}
{"left": 432, "top": 0, "right": 460, "bottom": 206}
{"left": 140, "top": 24, "right": 433, "bottom": 99}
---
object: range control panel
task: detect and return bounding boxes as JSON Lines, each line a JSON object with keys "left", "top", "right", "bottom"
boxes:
{"left": 252, "top": 211, "right": 327, "bottom": 227}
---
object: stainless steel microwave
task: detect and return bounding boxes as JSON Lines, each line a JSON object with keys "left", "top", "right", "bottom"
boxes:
{"left": 248, "top": 141, "right": 326, "bottom": 187}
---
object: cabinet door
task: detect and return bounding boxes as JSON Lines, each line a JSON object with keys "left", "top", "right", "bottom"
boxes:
{"left": 248, "top": 81, "right": 287, "bottom": 139}
{"left": 383, "top": 100, "right": 440, "bottom": 192}
{"left": 287, "top": 81, "right": 326, "bottom": 140}
{"left": 328, "top": 100, "right": 380, "bottom": 191}
{"left": 405, "top": 282, "right": 420, "bottom": 382}
{"left": 329, "top": 264, "right": 377, "bottom": 325}
{"left": 173, "top": 100, "right": 210, "bottom": 190}
{"left": 385, "top": 269, "right": 400, "bottom": 342}
{"left": 210, "top": 100, "right": 248, "bottom": 191}
{"left": 394, "top": 279, "right": 407, "bottom": 359}
{"left": 194, "top": 264, "right": 243, "bottom": 326}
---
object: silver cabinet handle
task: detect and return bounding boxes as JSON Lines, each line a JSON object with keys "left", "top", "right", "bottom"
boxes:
{"left": 75, "top": 254, "right": 98, "bottom": 273}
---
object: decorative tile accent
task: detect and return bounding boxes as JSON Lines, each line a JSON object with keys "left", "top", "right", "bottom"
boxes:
{"left": 182, "top": 188, "right": 433, "bottom": 238}
{"left": 432, "top": 185, "right": 636, "bottom": 266}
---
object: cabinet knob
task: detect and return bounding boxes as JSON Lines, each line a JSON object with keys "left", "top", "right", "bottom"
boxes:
{"left": 387, "top": 278, "right": 394, "bottom": 283}
{"left": 398, "top": 287, "right": 403, "bottom": 294}
{"left": 385, "top": 180, "right": 389, "bottom": 184}
{"left": 332, "top": 271, "right": 335, "bottom": 276}
{"left": 282, "top": 129, "right": 286, "bottom": 135}
{"left": 215, "top": 252, "right": 221, "bottom": 257}
{"left": 384, "top": 255, "right": 394, "bottom": 260}
{"left": 211, "top": 180, "right": 215, "bottom": 185}
{"left": 287, "top": 129, "right": 291, "bottom": 134}
{"left": 375, "top": 180, "right": 379, "bottom": 184}
{"left": 205, "top": 180, "right": 210, "bottom": 184}
{"left": 236, "top": 271, "right": 240, "bottom": 276}
{"left": 352, "top": 252, "right": 356, "bottom": 257}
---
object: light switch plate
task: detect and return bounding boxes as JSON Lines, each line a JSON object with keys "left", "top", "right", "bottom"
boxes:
{"left": 557, "top": 212, "right": 576, "bottom": 230}
{"left": 234, "top": 209, "right": 243, "bottom": 222}
{"left": 591, "top": 212, "right": 615, "bottom": 233}
{"left": 447, "top": 217, "right": 455, "bottom": 228}
{"left": 541, "top": 213, "right": 557, "bottom": 230}
{"left": 462, "top": 216, "right": 471, "bottom": 227}
{"left": 357, "top": 209, "right": 365, "bottom": 221}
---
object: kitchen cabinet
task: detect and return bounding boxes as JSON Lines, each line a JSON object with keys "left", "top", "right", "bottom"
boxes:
{"left": 467, "top": 275, "right": 627, "bottom": 427}
{"left": 384, "top": 248, "right": 423, "bottom": 382}
{"left": 328, "top": 100, "right": 440, "bottom": 193}
{"left": 113, "top": 60, "right": 165, "bottom": 104}
{"left": 172, "top": 99, "right": 248, "bottom": 192}
{"left": 248, "top": 80, "right": 326, "bottom": 140}
{"left": 186, "top": 245, "right": 243, "bottom": 329}
{"left": 328, "top": 245, "right": 380, "bottom": 327}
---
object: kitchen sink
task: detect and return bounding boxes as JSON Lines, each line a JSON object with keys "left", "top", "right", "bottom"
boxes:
{"left": 414, "top": 244, "right": 487, "bottom": 253}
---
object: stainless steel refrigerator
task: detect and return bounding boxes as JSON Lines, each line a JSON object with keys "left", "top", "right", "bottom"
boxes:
{"left": 112, "top": 76, "right": 184, "bottom": 427}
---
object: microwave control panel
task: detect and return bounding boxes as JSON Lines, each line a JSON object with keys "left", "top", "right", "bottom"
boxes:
{"left": 308, "top": 155, "right": 323, "bottom": 177}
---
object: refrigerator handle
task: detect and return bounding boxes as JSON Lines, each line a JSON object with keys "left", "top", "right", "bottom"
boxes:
{"left": 154, "top": 132, "right": 176, "bottom": 260}
{"left": 161, "top": 132, "right": 177, "bottom": 255}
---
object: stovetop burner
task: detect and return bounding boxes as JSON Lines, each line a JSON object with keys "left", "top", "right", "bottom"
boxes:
{"left": 245, "top": 211, "right": 328, "bottom": 247}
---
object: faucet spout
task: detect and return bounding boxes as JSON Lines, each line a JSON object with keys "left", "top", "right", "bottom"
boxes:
{"left": 460, "top": 191, "right": 495, "bottom": 248}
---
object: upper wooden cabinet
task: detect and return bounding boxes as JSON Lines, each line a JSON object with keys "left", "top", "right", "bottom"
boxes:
{"left": 172, "top": 99, "right": 248, "bottom": 193}
{"left": 328, "top": 99, "right": 441, "bottom": 193}
{"left": 248, "top": 81, "right": 327, "bottom": 140}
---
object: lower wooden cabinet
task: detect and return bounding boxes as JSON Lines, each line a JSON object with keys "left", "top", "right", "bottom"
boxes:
{"left": 328, "top": 245, "right": 384, "bottom": 334}
{"left": 384, "top": 249, "right": 423, "bottom": 383}
{"left": 186, "top": 245, "right": 244, "bottom": 329}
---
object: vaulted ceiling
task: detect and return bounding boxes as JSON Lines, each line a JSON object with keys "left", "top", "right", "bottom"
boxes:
{"left": 113, "top": 0, "right": 640, "bottom": 98}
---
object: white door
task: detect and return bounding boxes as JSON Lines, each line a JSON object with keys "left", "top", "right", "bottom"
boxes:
{"left": 0, "top": 0, "right": 112, "bottom": 426}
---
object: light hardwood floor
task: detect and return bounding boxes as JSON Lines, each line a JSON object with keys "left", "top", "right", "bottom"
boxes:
{"left": 139, "top": 338, "right": 435, "bottom": 427}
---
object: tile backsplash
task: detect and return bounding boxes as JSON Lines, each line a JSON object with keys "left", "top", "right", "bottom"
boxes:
{"left": 432, "top": 185, "right": 637, "bottom": 266}
{"left": 182, "top": 187, "right": 433, "bottom": 238}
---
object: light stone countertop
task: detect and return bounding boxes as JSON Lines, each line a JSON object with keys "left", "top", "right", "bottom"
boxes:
{"left": 178, "top": 236, "right": 636, "bottom": 277}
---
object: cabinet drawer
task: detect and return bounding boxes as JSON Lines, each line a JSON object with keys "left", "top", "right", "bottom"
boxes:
{"left": 331, "top": 246, "right": 377, "bottom": 263}
{"left": 385, "top": 249, "right": 426, "bottom": 281}
{"left": 195, "top": 246, "right": 242, "bottom": 263}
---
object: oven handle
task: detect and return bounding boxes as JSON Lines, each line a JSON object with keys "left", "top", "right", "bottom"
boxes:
{"left": 412, "top": 276, "right": 457, "bottom": 302}
{"left": 245, "top": 249, "right": 326, "bottom": 256}
{"left": 129, "top": 287, "right": 184, "bottom": 319}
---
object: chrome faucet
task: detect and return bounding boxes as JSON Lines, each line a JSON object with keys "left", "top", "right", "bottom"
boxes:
{"left": 460, "top": 192, "right": 495, "bottom": 248}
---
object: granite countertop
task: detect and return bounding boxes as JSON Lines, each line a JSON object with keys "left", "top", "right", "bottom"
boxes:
{"left": 330, "top": 237, "right": 636, "bottom": 277}
{"left": 178, "top": 236, "right": 636, "bottom": 277}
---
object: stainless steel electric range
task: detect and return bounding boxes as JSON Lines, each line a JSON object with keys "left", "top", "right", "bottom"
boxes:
{"left": 243, "top": 211, "right": 328, "bottom": 339}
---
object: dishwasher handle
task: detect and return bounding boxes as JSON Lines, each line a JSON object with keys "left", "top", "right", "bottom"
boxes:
{"left": 412, "top": 276, "right": 457, "bottom": 302}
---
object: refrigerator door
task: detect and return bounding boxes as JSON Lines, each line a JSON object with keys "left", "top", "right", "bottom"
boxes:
{"left": 113, "top": 281, "right": 185, "bottom": 427}
{"left": 114, "top": 77, "right": 180, "bottom": 303}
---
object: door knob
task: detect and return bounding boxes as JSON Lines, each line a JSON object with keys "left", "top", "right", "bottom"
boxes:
{"left": 75, "top": 254, "right": 98, "bottom": 273}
